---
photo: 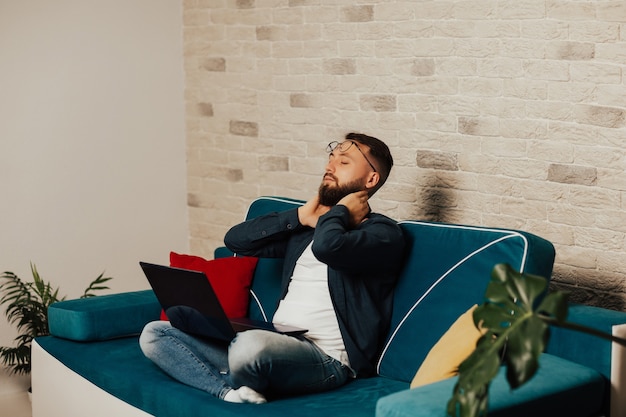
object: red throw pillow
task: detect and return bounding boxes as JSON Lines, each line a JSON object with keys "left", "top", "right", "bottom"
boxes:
{"left": 159, "top": 252, "right": 258, "bottom": 320}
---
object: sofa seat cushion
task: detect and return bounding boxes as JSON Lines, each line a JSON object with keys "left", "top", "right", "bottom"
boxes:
{"left": 376, "top": 353, "right": 606, "bottom": 417}
{"left": 36, "top": 335, "right": 407, "bottom": 417}
{"left": 48, "top": 290, "right": 161, "bottom": 341}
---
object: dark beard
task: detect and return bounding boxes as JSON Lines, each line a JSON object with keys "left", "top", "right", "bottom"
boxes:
{"left": 318, "top": 177, "right": 366, "bottom": 206}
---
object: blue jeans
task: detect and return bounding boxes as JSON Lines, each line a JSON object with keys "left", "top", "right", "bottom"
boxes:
{"left": 139, "top": 321, "right": 351, "bottom": 400}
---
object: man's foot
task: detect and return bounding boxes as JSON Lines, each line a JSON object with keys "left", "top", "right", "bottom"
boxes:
{"left": 223, "top": 386, "right": 267, "bottom": 404}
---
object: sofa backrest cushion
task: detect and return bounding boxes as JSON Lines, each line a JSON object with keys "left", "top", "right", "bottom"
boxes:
{"left": 376, "top": 221, "right": 556, "bottom": 382}
{"left": 215, "top": 197, "right": 305, "bottom": 322}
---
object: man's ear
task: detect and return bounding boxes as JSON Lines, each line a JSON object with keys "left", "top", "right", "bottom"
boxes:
{"left": 365, "top": 171, "right": 380, "bottom": 191}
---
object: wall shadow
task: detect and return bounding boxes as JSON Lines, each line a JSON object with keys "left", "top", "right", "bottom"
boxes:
{"left": 413, "top": 173, "right": 457, "bottom": 224}
{"left": 549, "top": 281, "right": 626, "bottom": 312}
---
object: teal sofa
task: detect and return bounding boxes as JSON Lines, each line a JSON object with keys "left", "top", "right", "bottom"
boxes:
{"left": 32, "top": 197, "right": 626, "bottom": 417}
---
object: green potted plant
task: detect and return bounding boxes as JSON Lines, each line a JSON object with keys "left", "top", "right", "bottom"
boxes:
{"left": 447, "top": 263, "right": 626, "bottom": 417}
{"left": 0, "top": 263, "right": 112, "bottom": 375}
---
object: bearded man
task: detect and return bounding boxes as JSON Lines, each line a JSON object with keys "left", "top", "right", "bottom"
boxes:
{"left": 139, "top": 133, "right": 406, "bottom": 403}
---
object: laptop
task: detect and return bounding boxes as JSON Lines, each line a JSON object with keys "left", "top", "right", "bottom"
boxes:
{"left": 139, "top": 262, "right": 307, "bottom": 342}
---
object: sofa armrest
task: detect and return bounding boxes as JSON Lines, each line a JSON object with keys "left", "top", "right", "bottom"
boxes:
{"left": 48, "top": 290, "right": 161, "bottom": 341}
{"left": 546, "top": 304, "right": 626, "bottom": 417}
{"left": 376, "top": 354, "right": 605, "bottom": 417}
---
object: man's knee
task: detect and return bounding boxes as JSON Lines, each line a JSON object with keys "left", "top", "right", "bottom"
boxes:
{"left": 228, "top": 330, "right": 278, "bottom": 388}
{"left": 229, "top": 330, "right": 272, "bottom": 367}
{"left": 138, "top": 320, "right": 169, "bottom": 358}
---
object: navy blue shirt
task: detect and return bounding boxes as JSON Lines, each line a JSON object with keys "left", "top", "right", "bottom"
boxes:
{"left": 224, "top": 205, "right": 406, "bottom": 377}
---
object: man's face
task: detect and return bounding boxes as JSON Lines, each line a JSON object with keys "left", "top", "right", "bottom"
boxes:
{"left": 318, "top": 141, "right": 374, "bottom": 206}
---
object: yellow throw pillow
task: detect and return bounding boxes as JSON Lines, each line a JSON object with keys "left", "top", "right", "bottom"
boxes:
{"left": 410, "top": 305, "right": 484, "bottom": 388}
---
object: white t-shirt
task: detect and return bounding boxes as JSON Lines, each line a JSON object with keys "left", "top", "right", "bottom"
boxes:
{"left": 272, "top": 241, "right": 350, "bottom": 367}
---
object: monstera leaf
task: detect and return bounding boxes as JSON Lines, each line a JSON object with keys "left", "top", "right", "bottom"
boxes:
{"left": 447, "top": 263, "right": 569, "bottom": 417}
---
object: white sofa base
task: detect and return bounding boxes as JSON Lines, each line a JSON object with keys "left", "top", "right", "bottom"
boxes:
{"left": 32, "top": 340, "right": 152, "bottom": 417}
{"left": 611, "top": 323, "right": 626, "bottom": 417}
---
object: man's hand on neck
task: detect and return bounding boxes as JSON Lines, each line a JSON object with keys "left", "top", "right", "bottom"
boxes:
{"left": 298, "top": 194, "right": 331, "bottom": 228}
{"left": 298, "top": 190, "right": 370, "bottom": 229}
{"left": 337, "top": 190, "right": 370, "bottom": 227}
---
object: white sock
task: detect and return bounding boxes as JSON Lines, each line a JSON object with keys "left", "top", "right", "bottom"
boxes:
{"left": 223, "top": 386, "right": 267, "bottom": 404}
{"left": 223, "top": 389, "right": 242, "bottom": 403}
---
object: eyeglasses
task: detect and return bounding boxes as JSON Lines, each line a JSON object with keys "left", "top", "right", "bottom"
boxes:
{"left": 326, "top": 141, "right": 377, "bottom": 172}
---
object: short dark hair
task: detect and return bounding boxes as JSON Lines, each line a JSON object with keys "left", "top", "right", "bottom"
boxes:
{"left": 345, "top": 132, "right": 393, "bottom": 194}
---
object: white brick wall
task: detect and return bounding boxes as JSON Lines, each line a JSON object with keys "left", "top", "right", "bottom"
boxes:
{"left": 183, "top": 0, "right": 626, "bottom": 310}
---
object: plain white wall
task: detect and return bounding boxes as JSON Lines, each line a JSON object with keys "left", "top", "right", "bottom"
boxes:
{"left": 0, "top": 0, "right": 188, "bottom": 379}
